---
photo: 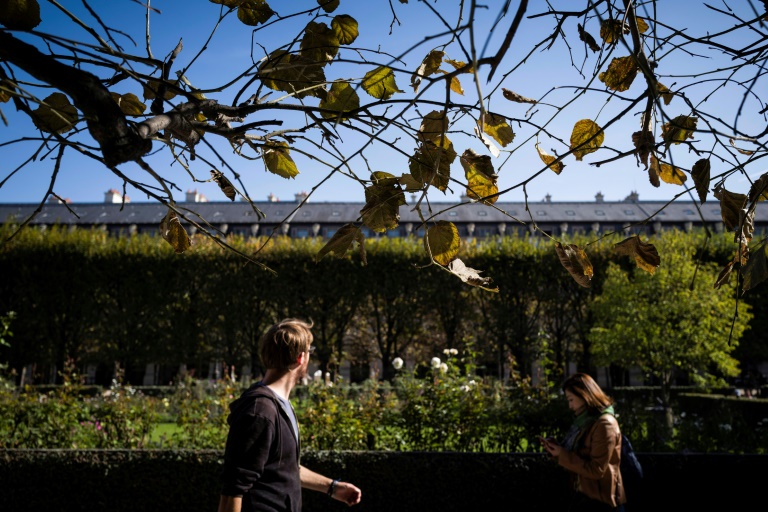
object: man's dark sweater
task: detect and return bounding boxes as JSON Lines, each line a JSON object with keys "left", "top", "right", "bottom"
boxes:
{"left": 220, "top": 383, "right": 302, "bottom": 512}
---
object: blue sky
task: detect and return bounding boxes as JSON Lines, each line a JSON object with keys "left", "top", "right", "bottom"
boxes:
{"left": 0, "top": 0, "right": 765, "bottom": 206}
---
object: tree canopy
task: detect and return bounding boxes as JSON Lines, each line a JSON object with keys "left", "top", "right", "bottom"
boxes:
{"left": 1, "top": 0, "right": 767, "bottom": 292}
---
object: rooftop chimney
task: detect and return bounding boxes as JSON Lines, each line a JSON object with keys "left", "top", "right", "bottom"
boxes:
{"left": 544, "top": 194, "right": 552, "bottom": 203}
{"left": 595, "top": 192, "right": 604, "bottom": 203}
{"left": 294, "top": 191, "right": 309, "bottom": 203}
{"left": 267, "top": 193, "right": 279, "bottom": 202}
{"left": 105, "top": 189, "right": 130, "bottom": 203}
{"left": 185, "top": 189, "right": 208, "bottom": 203}
{"left": 624, "top": 191, "right": 639, "bottom": 203}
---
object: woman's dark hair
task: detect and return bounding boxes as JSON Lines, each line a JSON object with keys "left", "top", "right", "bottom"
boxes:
{"left": 562, "top": 373, "right": 613, "bottom": 415}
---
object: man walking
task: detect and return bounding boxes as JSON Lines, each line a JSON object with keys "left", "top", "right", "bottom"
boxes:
{"left": 218, "top": 319, "right": 362, "bottom": 512}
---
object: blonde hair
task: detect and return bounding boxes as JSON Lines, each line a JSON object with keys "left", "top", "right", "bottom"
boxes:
{"left": 259, "top": 318, "right": 313, "bottom": 370}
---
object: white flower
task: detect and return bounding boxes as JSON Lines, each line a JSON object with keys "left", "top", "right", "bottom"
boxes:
{"left": 439, "top": 363, "right": 448, "bottom": 373}
{"left": 720, "top": 423, "right": 732, "bottom": 431}
{"left": 430, "top": 357, "right": 441, "bottom": 368}
{"left": 468, "top": 380, "right": 477, "bottom": 387}
{"left": 460, "top": 385, "right": 470, "bottom": 392}
{"left": 443, "top": 349, "right": 451, "bottom": 356}
{"left": 313, "top": 370, "right": 322, "bottom": 381}
{"left": 449, "top": 348, "right": 458, "bottom": 355}
{"left": 392, "top": 357, "right": 404, "bottom": 370}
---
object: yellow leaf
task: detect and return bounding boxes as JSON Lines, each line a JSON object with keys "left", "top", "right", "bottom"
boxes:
{"left": 142, "top": 79, "right": 178, "bottom": 100}
{"left": 160, "top": 209, "right": 191, "bottom": 254}
{"left": 362, "top": 66, "right": 402, "bottom": 100}
{"left": 443, "top": 59, "right": 473, "bottom": 73}
{"left": 481, "top": 113, "right": 515, "bottom": 147}
{"left": 110, "top": 92, "right": 146, "bottom": 116}
{"left": 713, "top": 185, "right": 747, "bottom": 231}
{"left": 662, "top": 115, "right": 697, "bottom": 146}
{"left": 636, "top": 17, "right": 650, "bottom": 33}
{"left": 0, "top": 80, "right": 16, "bottom": 103}
{"left": 258, "top": 51, "right": 325, "bottom": 99}
{"left": 319, "top": 81, "right": 360, "bottom": 120}
{"left": 449, "top": 75, "right": 464, "bottom": 96}
{"left": 691, "top": 159, "right": 711, "bottom": 203}
{"left": 411, "top": 50, "right": 445, "bottom": 92}
{"left": 360, "top": 172, "right": 406, "bottom": 232}
{"left": 237, "top": 0, "right": 274, "bottom": 26}
{"left": 332, "top": 14, "right": 358, "bottom": 45}
{"left": 502, "top": 88, "right": 536, "bottom": 104}
{"left": 418, "top": 110, "right": 448, "bottom": 144}
{"left": 598, "top": 56, "right": 638, "bottom": 92}
{"left": 426, "top": 221, "right": 461, "bottom": 266}
{"left": 614, "top": 235, "right": 660, "bottom": 275}
{"left": 536, "top": 143, "right": 565, "bottom": 175}
{"left": 316, "top": 223, "right": 366, "bottom": 264}
{"left": 657, "top": 82, "right": 673, "bottom": 105}
{"left": 570, "top": 119, "right": 604, "bottom": 161}
{"left": 0, "top": 0, "right": 41, "bottom": 30}
{"left": 555, "top": 242, "right": 593, "bottom": 287}
{"left": 263, "top": 141, "right": 299, "bottom": 179}
{"left": 31, "top": 93, "right": 78, "bottom": 134}
{"left": 300, "top": 21, "right": 340, "bottom": 64}
{"left": 317, "top": 0, "right": 339, "bottom": 13}
{"left": 447, "top": 258, "right": 498, "bottom": 291}
{"left": 599, "top": 19, "right": 628, "bottom": 45}
{"left": 650, "top": 155, "right": 687, "bottom": 186}
{"left": 409, "top": 140, "right": 456, "bottom": 192}
{"left": 461, "top": 149, "right": 498, "bottom": 203}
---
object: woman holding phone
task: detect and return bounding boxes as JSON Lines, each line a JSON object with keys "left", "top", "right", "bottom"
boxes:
{"left": 542, "top": 373, "right": 626, "bottom": 511}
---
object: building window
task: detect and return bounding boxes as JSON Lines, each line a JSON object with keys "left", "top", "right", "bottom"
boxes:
{"left": 478, "top": 211, "right": 488, "bottom": 216}
{"left": 595, "top": 210, "right": 605, "bottom": 216}
{"left": 624, "top": 210, "right": 635, "bottom": 215}
{"left": 536, "top": 210, "right": 547, "bottom": 216}
{"left": 387, "top": 229, "right": 400, "bottom": 238}
{"left": 331, "top": 211, "right": 341, "bottom": 216}
{"left": 712, "top": 209, "right": 721, "bottom": 215}
{"left": 295, "top": 229, "right": 309, "bottom": 238}
{"left": 566, "top": 210, "right": 576, "bottom": 216}
{"left": 684, "top": 209, "right": 694, "bottom": 215}
{"left": 449, "top": 211, "right": 458, "bottom": 216}
{"left": 302, "top": 211, "right": 311, "bottom": 217}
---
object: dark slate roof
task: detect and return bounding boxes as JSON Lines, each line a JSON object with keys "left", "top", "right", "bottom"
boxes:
{"left": 0, "top": 200, "right": 765, "bottom": 227}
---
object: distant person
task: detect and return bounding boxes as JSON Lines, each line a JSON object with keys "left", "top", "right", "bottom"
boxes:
{"left": 217, "top": 319, "right": 362, "bottom": 512}
{"left": 542, "top": 373, "right": 626, "bottom": 511}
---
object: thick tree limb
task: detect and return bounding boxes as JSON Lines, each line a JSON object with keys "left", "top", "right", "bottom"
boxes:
{"left": 0, "top": 31, "right": 151, "bottom": 166}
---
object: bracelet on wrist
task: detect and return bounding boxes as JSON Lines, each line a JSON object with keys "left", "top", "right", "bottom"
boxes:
{"left": 327, "top": 478, "right": 340, "bottom": 497}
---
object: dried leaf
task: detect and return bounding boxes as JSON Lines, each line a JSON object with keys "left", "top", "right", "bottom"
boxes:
{"left": 160, "top": 209, "right": 191, "bottom": 254}
{"left": 600, "top": 19, "right": 628, "bottom": 45}
{"left": 412, "top": 50, "right": 445, "bottom": 92}
{"left": 691, "top": 159, "right": 711, "bottom": 203}
{"left": 447, "top": 258, "right": 498, "bottom": 291}
{"left": 714, "top": 261, "right": 734, "bottom": 290}
{"left": 409, "top": 139, "right": 456, "bottom": 192}
{"left": 657, "top": 82, "right": 673, "bottom": 105}
{"left": 614, "top": 235, "right": 661, "bottom": 275}
{"left": 650, "top": 155, "right": 687, "bottom": 186}
{"left": 443, "top": 59, "right": 473, "bottom": 73}
{"left": 111, "top": 92, "right": 146, "bottom": 116}
{"left": 263, "top": 140, "right": 300, "bottom": 179}
{"left": 331, "top": 14, "right": 358, "bottom": 45}
{"left": 0, "top": 79, "right": 15, "bottom": 103}
{"left": 399, "top": 173, "right": 423, "bottom": 192}
{"left": 360, "top": 171, "right": 406, "bottom": 232}
{"left": 599, "top": 56, "right": 638, "bottom": 92}
{"left": 258, "top": 51, "right": 326, "bottom": 99}
{"left": 0, "top": 0, "right": 41, "bottom": 30}
{"left": 502, "top": 88, "right": 537, "bottom": 104}
{"left": 317, "top": 0, "right": 339, "bottom": 13}
{"left": 570, "top": 119, "right": 604, "bottom": 161}
{"left": 474, "top": 126, "right": 501, "bottom": 158}
{"left": 748, "top": 172, "right": 768, "bottom": 204}
{"left": 481, "top": 112, "right": 515, "bottom": 147}
{"left": 301, "top": 21, "right": 340, "bottom": 64}
{"left": 577, "top": 23, "right": 600, "bottom": 52}
{"left": 448, "top": 75, "right": 464, "bottom": 96}
{"left": 536, "top": 143, "right": 565, "bottom": 175}
{"left": 632, "top": 130, "right": 654, "bottom": 169}
{"left": 636, "top": 18, "right": 650, "bottom": 33}
{"left": 237, "top": 0, "right": 275, "bottom": 26}
{"left": 418, "top": 110, "right": 448, "bottom": 144}
{"left": 742, "top": 240, "right": 768, "bottom": 293}
{"left": 461, "top": 149, "right": 498, "bottom": 203}
{"left": 319, "top": 80, "right": 360, "bottom": 120}
{"left": 555, "top": 242, "right": 594, "bottom": 287}
{"left": 316, "top": 223, "right": 366, "bottom": 264}
{"left": 31, "top": 93, "right": 78, "bottom": 134}
{"left": 426, "top": 221, "right": 461, "bottom": 266}
{"left": 713, "top": 185, "right": 747, "bottom": 231}
{"left": 362, "top": 66, "right": 403, "bottom": 100}
{"left": 142, "top": 79, "right": 179, "bottom": 100}
{"left": 730, "top": 138, "right": 755, "bottom": 156}
{"left": 211, "top": 170, "right": 236, "bottom": 201}
{"left": 662, "top": 115, "right": 697, "bottom": 147}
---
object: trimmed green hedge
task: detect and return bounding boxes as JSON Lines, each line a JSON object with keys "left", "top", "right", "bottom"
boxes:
{"left": 1, "top": 450, "right": 764, "bottom": 511}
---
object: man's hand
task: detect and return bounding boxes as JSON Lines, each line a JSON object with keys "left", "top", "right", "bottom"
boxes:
{"left": 331, "top": 481, "right": 362, "bottom": 506}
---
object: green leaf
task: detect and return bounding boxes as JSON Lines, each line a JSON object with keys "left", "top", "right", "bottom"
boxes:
{"left": 691, "top": 159, "right": 711, "bottom": 203}
{"left": 598, "top": 56, "right": 638, "bottom": 92}
{"left": 263, "top": 141, "right": 299, "bottom": 179}
{"left": 237, "top": 0, "right": 274, "bottom": 26}
{"left": 0, "top": 0, "right": 41, "bottom": 30}
{"left": 331, "top": 14, "right": 358, "bottom": 45}
{"left": 301, "top": 21, "right": 340, "bottom": 64}
{"left": 362, "top": 66, "right": 402, "bottom": 100}
{"left": 461, "top": 149, "right": 498, "bottom": 203}
{"left": 110, "top": 92, "right": 146, "bottom": 116}
{"left": 742, "top": 240, "right": 768, "bottom": 293}
{"left": 316, "top": 223, "right": 366, "bottom": 264}
{"left": 31, "top": 93, "right": 78, "bottom": 134}
{"left": 426, "top": 221, "right": 461, "bottom": 266}
{"left": 481, "top": 113, "right": 515, "bottom": 147}
{"left": 409, "top": 140, "right": 456, "bottom": 192}
{"left": 662, "top": 115, "right": 697, "bottom": 147}
{"left": 360, "top": 172, "right": 406, "bottom": 232}
{"left": 317, "top": 0, "right": 339, "bottom": 13}
{"left": 160, "top": 209, "right": 191, "bottom": 254}
{"left": 570, "top": 119, "right": 604, "bottom": 161}
{"left": 319, "top": 81, "right": 359, "bottom": 120}
{"left": 614, "top": 235, "right": 661, "bottom": 275}
{"left": 555, "top": 242, "right": 594, "bottom": 287}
